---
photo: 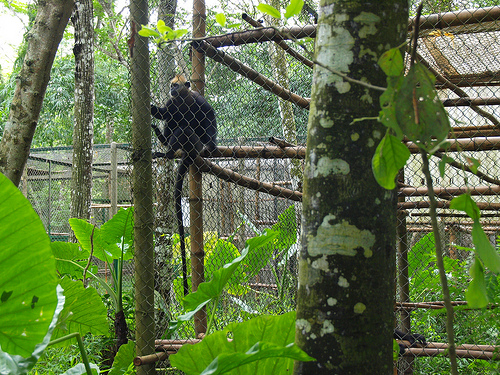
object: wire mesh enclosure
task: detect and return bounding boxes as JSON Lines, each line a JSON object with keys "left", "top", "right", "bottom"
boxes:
{"left": 19, "top": 1, "right": 500, "bottom": 374}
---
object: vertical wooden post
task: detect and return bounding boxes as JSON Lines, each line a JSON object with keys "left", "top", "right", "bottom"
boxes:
{"left": 191, "top": 0, "right": 207, "bottom": 336}
{"left": 110, "top": 142, "right": 118, "bottom": 219}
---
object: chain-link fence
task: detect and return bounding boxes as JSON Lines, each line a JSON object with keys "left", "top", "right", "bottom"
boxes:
{"left": 20, "top": 1, "right": 500, "bottom": 374}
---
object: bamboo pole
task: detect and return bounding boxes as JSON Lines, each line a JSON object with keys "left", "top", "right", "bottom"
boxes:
{"left": 409, "top": 6, "right": 500, "bottom": 32}
{"left": 201, "top": 24, "right": 316, "bottom": 48}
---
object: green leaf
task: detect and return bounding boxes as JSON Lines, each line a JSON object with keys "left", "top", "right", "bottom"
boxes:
{"left": 61, "top": 363, "right": 100, "bottom": 375}
{"left": 466, "top": 256, "right": 489, "bottom": 308}
{"left": 372, "top": 133, "right": 410, "bottom": 189}
{"left": 450, "top": 194, "right": 480, "bottom": 221}
{"left": 171, "top": 311, "right": 311, "bottom": 375}
{"left": 156, "top": 20, "right": 173, "bottom": 34}
{"left": 51, "top": 278, "right": 108, "bottom": 344}
{"left": 182, "top": 229, "right": 279, "bottom": 312}
{"left": 0, "top": 172, "right": 59, "bottom": 358}
{"left": 200, "top": 341, "right": 314, "bottom": 375}
{"left": 466, "top": 156, "right": 481, "bottom": 174}
{"left": 172, "top": 29, "right": 188, "bottom": 39}
{"left": 378, "top": 48, "right": 404, "bottom": 77}
{"left": 284, "top": 0, "right": 304, "bottom": 19}
{"left": 472, "top": 220, "right": 500, "bottom": 274}
{"left": 257, "top": 4, "right": 281, "bottom": 19}
{"left": 216, "top": 13, "right": 226, "bottom": 27}
{"left": 138, "top": 25, "right": 160, "bottom": 38}
{"left": 395, "top": 62, "right": 450, "bottom": 148}
{"left": 378, "top": 75, "right": 404, "bottom": 139}
{"left": 438, "top": 155, "right": 455, "bottom": 178}
{"left": 52, "top": 241, "right": 95, "bottom": 279}
{"left": 108, "top": 341, "right": 136, "bottom": 375}
{"left": 100, "top": 207, "right": 134, "bottom": 261}
{"left": 0, "top": 286, "right": 65, "bottom": 374}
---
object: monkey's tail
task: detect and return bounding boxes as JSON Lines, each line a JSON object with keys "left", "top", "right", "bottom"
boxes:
{"left": 175, "top": 155, "right": 192, "bottom": 297}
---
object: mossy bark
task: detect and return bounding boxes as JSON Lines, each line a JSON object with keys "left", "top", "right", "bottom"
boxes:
{"left": 294, "top": 1, "right": 408, "bottom": 374}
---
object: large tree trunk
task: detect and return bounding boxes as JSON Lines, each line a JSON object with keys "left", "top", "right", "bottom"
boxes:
{"left": 0, "top": 0, "right": 75, "bottom": 186}
{"left": 70, "top": 0, "right": 95, "bottom": 225}
{"left": 294, "top": 1, "right": 408, "bottom": 374}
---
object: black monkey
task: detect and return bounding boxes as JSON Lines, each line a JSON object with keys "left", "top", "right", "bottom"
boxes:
{"left": 151, "top": 74, "right": 217, "bottom": 296}
{"left": 394, "top": 329, "right": 427, "bottom": 355}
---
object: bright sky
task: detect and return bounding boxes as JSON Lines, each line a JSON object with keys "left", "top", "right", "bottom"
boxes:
{"left": 0, "top": 7, "right": 26, "bottom": 75}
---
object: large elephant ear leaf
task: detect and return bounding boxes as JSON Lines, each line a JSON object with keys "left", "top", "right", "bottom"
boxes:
{"left": 0, "top": 172, "right": 59, "bottom": 358}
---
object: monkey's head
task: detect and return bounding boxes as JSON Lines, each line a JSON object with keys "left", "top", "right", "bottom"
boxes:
{"left": 170, "top": 74, "right": 190, "bottom": 98}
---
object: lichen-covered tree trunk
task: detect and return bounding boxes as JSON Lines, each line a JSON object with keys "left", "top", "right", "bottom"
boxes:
{"left": 0, "top": 0, "right": 74, "bottom": 186}
{"left": 294, "top": 1, "right": 408, "bottom": 374}
{"left": 70, "top": 0, "right": 94, "bottom": 225}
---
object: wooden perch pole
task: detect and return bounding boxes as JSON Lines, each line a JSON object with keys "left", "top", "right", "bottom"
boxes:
{"left": 242, "top": 13, "right": 314, "bottom": 69}
{"left": 191, "top": 40, "right": 310, "bottom": 109}
{"left": 194, "top": 157, "right": 303, "bottom": 202}
{"left": 201, "top": 24, "right": 316, "bottom": 48}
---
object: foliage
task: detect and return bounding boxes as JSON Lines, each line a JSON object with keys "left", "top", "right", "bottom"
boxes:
{"left": 0, "top": 172, "right": 60, "bottom": 358}
{"left": 373, "top": 46, "right": 500, "bottom": 309}
{"left": 170, "top": 312, "right": 313, "bottom": 375}
{"left": 168, "top": 229, "right": 279, "bottom": 336}
{"left": 0, "top": 172, "right": 98, "bottom": 375}
{"left": 63, "top": 207, "right": 134, "bottom": 312}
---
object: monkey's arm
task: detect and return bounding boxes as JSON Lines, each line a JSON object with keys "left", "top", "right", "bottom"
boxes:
{"left": 151, "top": 102, "right": 172, "bottom": 120}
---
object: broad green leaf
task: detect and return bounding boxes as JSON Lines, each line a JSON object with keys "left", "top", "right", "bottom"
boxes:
{"left": 372, "top": 133, "right": 410, "bottom": 189}
{"left": 378, "top": 48, "right": 404, "bottom": 77}
{"left": 61, "top": 363, "right": 100, "bottom": 375}
{"left": 0, "top": 172, "right": 59, "bottom": 358}
{"left": 69, "top": 218, "right": 116, "bottom": 261}
{"left": 51, "top": 278, "right": 108, "bottom": 344}
{"left": 216, "top": 13, "right": 226, "bottom": 27}
{"left": 100, "top": 207, "right": 134, "bottom": 261}
{"left": 466, "top": 256, "right": 489, "bottom": 308}
{"left": 171, "top": 311, "right": 308, "bottom": 375}
{"left": 182, "top": 229, "right": 278, "bottom": 312}
{"left": 472, "top": 220, "right": 500, "bottom": 274}
{"left": 200, "top": 341, "right": 314, "bottom": 375}
{"left": 108, "top": 341, "right": 136, "bottom": 375}
{"left": 395, "top": 63, "right": 450, "bottom": 148}
{"left": 284, "top": 0, "right": 304, "bottom": 19}
{"left": 257, "top": 4, "right": 281, "bottom": 19}
{"left": 138, "top": 26, "right": 160, "bottom": 38}
{"left": 0, "top": 286, "right": 65, "bottom": 374}
{"left": 450, "top": 194, "right": 480, "bottom": 221}
{"left": 52, "top": 241, "right": 96, "bottom": 279}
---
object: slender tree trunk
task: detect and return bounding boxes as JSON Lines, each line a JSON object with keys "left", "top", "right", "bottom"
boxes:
{"left": 0, "top": 0, "right": 75, "bottom": 186}
{"left": 153, "top": 0, "right": 177, "bottom": 339}
{"left": 294, "top": 1, "right": 408, "bottom": 374}
{"left": 130, "top": 0, "right": 155, "bottom": 373}
{"left": 70, "top": 0, "right": 95, "bottom": 226}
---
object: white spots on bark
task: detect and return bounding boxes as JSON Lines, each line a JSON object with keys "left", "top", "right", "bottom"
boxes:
{"left": 307, "top": 216, "right": 376, "bottom": 257}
